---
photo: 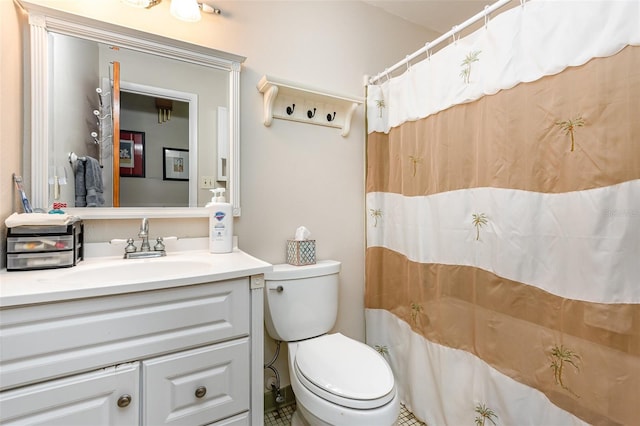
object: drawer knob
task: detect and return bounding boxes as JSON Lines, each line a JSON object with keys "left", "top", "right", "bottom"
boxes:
{"left": 195, "top": 386, "right": 207, "bottom": 398}
{"left": 117, "top": 394, "right": 132, "bottom": 408}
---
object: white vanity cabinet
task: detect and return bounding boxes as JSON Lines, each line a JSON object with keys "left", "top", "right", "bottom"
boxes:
{"left": 1, "top": 341, "right": 251, "bottom": 426}
{"left": 0, "top": 251, "right": 270, "bottom": 426}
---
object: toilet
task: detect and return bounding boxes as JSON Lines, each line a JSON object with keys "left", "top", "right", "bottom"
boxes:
{"left": 264, "top": 260, "right": 399, "bottom": 426}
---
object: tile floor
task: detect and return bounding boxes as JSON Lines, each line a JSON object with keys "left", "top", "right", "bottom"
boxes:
{"left": 264, "top": 403, "right": 426, "bottom": 426}
{"left": 396, "top": 404, "right": 427, "bottom": 426}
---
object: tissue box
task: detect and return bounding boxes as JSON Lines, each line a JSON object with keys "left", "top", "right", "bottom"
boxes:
{"left": 287, "top": 239, "right": 316, "bottom": 266}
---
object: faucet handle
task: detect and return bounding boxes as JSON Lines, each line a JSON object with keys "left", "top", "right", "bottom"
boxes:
{"left": 110, "top": 237, "right": 137, "bottom": 255}
{"left": 154, "top": 237, "right": 165, "bottom": 252}
{"left": 110, "top": 238, "right": 137, "bottom": 251}
{"left": 125, "top": 238, "right": 137, "bottom": 253}
{"left": 154, "top": 236, "right": 177, "bottom": 252}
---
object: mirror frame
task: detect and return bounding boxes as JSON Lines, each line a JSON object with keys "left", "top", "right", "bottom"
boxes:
{"left": 18, "top": 0, "right": 245, "bottom": 218}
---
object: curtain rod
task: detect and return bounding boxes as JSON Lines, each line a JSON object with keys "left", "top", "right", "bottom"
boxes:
{"left": 368, "top": 0, "right": 517, "bottom": 85}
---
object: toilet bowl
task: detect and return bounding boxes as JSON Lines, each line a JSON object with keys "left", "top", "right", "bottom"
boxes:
{"left": 288, "top": 333, "right": 399, "bottom": 426}
{"left": 264, "top": 261, "right": 399, "bottom": 426}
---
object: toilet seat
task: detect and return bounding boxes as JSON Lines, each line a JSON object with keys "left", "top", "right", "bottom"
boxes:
{"left": 294, "top": 333, "right": 396, "bottom": 410}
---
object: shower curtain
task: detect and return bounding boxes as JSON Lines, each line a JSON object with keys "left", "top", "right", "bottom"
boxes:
{"left": 365, "top": 1, "right": 640, "bottom": 425}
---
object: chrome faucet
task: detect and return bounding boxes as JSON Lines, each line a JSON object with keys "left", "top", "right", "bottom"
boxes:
{"left": 112, "top": 218, "right": 174, "bottom": 259}
{"left": 120, "top": 218, "right": 168, "bottom": 259}
{"left": 138, "top": 217, "right": 151, "bottom": 252}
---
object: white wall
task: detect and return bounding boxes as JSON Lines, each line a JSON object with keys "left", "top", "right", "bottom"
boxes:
{"left": 4, "top": 0, "right": 437, "bottom": 389}
{"left": 222, "top": 0, "right": 434, "bottom": 388}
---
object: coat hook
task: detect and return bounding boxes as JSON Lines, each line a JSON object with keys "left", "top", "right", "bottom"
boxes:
{"left": 91, "top": 131, "right": 100, "bottom": 144}
{"left": 96, "top": 88, "right": 110, "bottom": 108}
{"left": 90, "top": 131, "right": 111, "bottom": 144}
{"left": 93, "top": 110, "right": 112, "bottom": 121}
{"left": 326, "top": 112, "right": 336, "bottom": 122}
{"left": 286, "top": 103, "right": 295, "bottom": 115}
{"left": 307, "top": 107, "right": 316, "bottom": 119}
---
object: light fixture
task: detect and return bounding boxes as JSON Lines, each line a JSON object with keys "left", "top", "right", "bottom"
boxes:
{"left": 200, "top": 3, "right": 221, "bottom": 15}
{"left": 121, "top": 0, "right": 161, "bottom": 8}
{"left": 170, "top": 0, "right": 201, "bottom": 22}
{"left": 122, "top": 0, "right": 221, "bottom": 22}
{"left": 155, "top": 98, "right": 173, "bottom": 123}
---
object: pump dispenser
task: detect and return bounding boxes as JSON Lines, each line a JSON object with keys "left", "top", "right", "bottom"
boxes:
{"left": 206, "top": 188, "right": 233, "bottom": 253}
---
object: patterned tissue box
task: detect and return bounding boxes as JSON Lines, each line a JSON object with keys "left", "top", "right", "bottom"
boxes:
{"left": 286, "top": 239, "right": 316, "bottom": 266}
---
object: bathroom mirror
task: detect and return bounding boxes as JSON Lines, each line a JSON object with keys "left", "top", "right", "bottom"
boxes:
{"left": 18, "top": 0, "right": 245, "bottom": 218}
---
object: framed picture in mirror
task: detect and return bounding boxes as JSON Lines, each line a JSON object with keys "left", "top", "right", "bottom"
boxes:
{"left": 163, "top": 147, "right": 189, "bottom": 181}
{"left": 120, "top": 130, "right": 145, "bottom": 177}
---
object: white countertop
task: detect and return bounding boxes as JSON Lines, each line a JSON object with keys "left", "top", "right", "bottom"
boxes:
{"left": 0, "top": 248, "right": 272, "bottom": 307}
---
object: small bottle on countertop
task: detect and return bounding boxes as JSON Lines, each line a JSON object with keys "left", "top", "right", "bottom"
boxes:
{"left": 206, "top": 188, "right": 233, "bottom": 253}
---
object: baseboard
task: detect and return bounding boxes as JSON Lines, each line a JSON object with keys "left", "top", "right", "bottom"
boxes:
{"left": 264, "top": 385, "right": 296, "bottom": 413}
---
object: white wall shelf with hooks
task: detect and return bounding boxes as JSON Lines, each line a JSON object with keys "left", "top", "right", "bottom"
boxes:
{"left": 257, "top": 75, "right": 363, "bottom": 137}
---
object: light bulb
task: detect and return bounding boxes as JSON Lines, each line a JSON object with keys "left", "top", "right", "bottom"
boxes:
{"left": 170, "top": 0, "right": 201, "bottom": 22}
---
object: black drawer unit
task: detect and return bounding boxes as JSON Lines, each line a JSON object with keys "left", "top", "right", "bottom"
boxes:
{"left": 6, "top": 221, "right": 83, "bottom": 271}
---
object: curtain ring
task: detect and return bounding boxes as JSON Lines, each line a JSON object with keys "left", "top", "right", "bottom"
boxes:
{"left": 520, "top": 0, "right": 526, "bottom": 8}
{"left": 484, "top": 5, "right": 490, "bottom": 29}
{"left": 424, "top": 41, "right": 432, "bottom": 61}
{"left": 385, "top": 68, "right": 390, "bottom": 82}
{"left": 451, "top": 25, "right": 460, "bottom": 45}
{"left": 406, "top": 55, "right": 411, "bottom": 71}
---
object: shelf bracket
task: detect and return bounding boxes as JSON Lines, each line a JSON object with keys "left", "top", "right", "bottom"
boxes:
{"left": 257, "top": 75, "right": 363, "bottom": 137}
{"left": 261, "top": 84, "right": 278, "bottom": 127}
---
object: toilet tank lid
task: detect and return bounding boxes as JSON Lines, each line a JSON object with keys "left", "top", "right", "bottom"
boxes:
{"left": 264, "top": 260, "right": 341, "bottom": 281}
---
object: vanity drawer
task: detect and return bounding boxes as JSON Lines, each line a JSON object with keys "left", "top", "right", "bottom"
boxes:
{"left": 0, "top": 278, "right": 250, "bottom": 391}
{"left": 7, "top": 235, "right": 73, "bottom": 252}
{"left": 142, "top": 339, "right": 249, "bottom": 426}
{"left": 6, "top": 251, "right": 75, "bottom": 270}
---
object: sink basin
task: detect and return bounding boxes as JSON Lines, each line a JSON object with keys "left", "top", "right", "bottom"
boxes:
{"left": 50, "top": 258, "right": 215, "bottom": 285}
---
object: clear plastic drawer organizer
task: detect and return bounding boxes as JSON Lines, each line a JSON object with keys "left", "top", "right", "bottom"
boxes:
{"left": 6, "top": 221, "right": 83, "bottom": 271}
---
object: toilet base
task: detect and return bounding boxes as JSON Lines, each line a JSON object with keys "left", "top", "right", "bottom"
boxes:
{"left": 294, "top": 401, "right": 333, "bottom": 426}
{"left": 291, "top": 409, "right": 309, "bottom": 426}
{"left": 293, "top": 402, "right": 401, "bottom": 426}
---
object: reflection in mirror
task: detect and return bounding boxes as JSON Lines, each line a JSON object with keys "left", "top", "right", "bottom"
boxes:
{"left": 18, "top": 0, "right": 245, "bottom": 217}
{"left": 51, "top": 33, "right": 228, "bottom": 208}
{"left": 119, "top": 92, "right": 189, "bottom": 207}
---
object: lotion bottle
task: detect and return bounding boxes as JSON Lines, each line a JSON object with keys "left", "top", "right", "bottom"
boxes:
{"left": 206, "top": 188, "right": 233, "bottom": 253}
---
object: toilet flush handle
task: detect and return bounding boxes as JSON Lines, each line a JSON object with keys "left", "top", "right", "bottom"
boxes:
{"left": 269, "top": 285, "right": 284, "bottom": 293}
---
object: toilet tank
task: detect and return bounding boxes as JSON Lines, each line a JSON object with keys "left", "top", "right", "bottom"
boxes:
{"left": 264, "top": 260, "right": 341, "bottom": 342}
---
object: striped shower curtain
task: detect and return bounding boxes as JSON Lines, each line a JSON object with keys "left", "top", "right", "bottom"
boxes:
{"left": 365, "top": 1, "right": 640, "bottom": 424}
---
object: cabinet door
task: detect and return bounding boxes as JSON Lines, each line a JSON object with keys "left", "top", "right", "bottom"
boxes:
{"left": 0, "top": 363, "right": 139, "bottom": 425}
{"left": 142, "top": 339, "right": 249, "bottom": 426}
